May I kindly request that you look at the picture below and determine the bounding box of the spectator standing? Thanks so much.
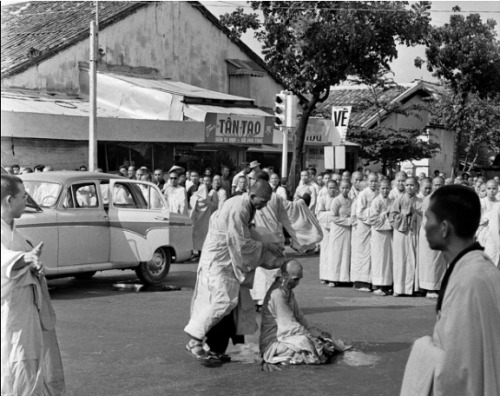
[153,169,165,190]
[1,175,65,395]
[163,171,187,215]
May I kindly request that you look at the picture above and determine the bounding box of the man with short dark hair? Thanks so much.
[127,166,136,180]
[401,185,500,396]
[153,169,165,190]
[164,171,187,215]
[11,165,20,175]
[231,162,251,195]
[1,175,65,395]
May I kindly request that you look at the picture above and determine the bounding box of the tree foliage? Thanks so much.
[429,92,500,171]
[415,9,500,172]
[219,1,432,188]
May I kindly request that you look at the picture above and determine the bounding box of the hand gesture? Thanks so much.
[26,242,44,277]
[264,242,284,258]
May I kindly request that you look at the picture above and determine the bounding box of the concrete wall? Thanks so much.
[2,2,283,109]
[1,137,88,171]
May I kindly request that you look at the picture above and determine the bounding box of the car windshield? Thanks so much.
[24,181,62,208]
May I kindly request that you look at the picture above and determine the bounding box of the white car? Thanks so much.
[17,171,193,285]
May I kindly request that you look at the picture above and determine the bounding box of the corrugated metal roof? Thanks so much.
[107,73,255,102]
[1,89,135,118]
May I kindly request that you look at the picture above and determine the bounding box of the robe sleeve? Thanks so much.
[269,289,310,340]
[433,272,500,396]
[357,191,371,224]
[331,198,352,226]
[389,196,409,232]
[226,202,266,275]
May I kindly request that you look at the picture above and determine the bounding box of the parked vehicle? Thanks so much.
[17,171,193,285]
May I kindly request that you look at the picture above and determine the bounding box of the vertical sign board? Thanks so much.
[324,146,334,169]
[204,113,274,144]
[332,106,352,143]
[334,145,346,169]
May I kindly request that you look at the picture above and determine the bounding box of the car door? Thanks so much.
[57,181,110,266]
[107,179,169,264]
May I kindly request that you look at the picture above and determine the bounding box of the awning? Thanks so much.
[226,59,266,77]
[247,144,284,153]
[184,104,272,121]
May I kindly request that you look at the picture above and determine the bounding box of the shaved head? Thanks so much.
[282,259,303,278]
[250,179,272,195]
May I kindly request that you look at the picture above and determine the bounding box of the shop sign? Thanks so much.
[332,106,352,143]
[204,113,274,144]
[305,118,337,145]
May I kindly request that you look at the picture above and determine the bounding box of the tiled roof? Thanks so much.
[317,84,410,127]
[1,1,283,86]
[1,1,148,77]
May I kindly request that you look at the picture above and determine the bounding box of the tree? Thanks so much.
[324,73,441,175]
[429,91,500,172]
[415,8,500,173]
[220,1,432,189]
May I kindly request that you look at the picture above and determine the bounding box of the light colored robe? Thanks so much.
[260,282,329,365]
[184,194,282,340]
[389,194,422,295]
[1,219,65,396]
[388,187,404,201]
[316,194,335,281]
[189,185,219,251]
[484,202,500,267]
[163,184,187,215]
[369,195,393,286]
[250,195,323,304]
[401,250,500,396]
[294,183,317,213]
[477,197,498,247]
[351,188,378,283]
[327,195,352,282]
[418,195,447,290]
[216,188,227,210]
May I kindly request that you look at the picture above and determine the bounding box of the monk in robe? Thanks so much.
[389,177,422,296]
[483,202,499,267]
[250,171,323,306]
[401,185,500,396]
[316,181,338,285]
[328,180,353,285]
[389,171,407,201]
[476,179,498,247]
[418,177,446,299]
[369,179,393,295]
[351,173,378,291]
[184,181,284,363]
[260,260,350,365]
[189,179,219,252]
[1,175,65,396]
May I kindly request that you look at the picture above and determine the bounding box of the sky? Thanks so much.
[2,0,499,83]
[201,1,500,83]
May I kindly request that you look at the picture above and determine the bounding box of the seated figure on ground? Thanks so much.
[260,259,350,365]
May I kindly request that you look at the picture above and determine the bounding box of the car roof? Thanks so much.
[19,171,126,183]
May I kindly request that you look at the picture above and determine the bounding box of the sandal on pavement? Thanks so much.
[207,351,231,363]
[185,340,212,361]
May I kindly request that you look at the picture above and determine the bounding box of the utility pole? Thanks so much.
[89,2,98,171]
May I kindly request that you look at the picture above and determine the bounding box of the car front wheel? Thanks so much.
[135,248,171,285]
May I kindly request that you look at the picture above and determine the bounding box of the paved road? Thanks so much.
[47,250,436,396]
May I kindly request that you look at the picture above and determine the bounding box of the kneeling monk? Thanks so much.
[260,260,350,365]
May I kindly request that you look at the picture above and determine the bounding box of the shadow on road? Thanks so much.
[302,305,416,314]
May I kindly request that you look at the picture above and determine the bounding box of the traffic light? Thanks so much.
[286,94,298,128]
[274,91,288,128]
